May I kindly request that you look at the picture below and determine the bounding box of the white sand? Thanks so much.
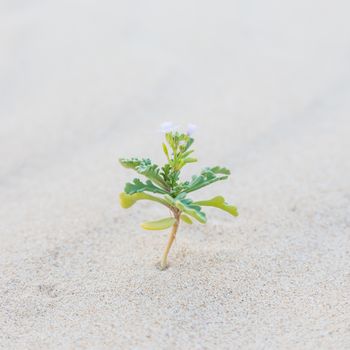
[1,1,350,349]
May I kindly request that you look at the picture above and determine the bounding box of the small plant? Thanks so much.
[119,122,238,270]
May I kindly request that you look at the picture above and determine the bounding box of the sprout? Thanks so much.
[119,123,238,270]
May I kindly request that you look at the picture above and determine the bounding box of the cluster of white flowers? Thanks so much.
[159,122,197,136]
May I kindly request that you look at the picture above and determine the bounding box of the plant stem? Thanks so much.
[160,217,180,270]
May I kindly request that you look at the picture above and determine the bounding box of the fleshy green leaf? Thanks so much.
[194,196,238,217]
[141,217,176,230]
[182,150,194,158]
[119,158,168,190]
[162,143,170,160]
[165,194,207,223]
[165,133,176,153]
[180,214,193,224]
[124,178,167,195]
[184,138,194,152]
[160,164,180,191]
[181,166,230,194]
[183,157,197,164]
[210,166,231,175]
[119,192,169,209]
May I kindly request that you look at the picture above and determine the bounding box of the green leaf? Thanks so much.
[119,158,168,190]
[119,192,169,209]
[124,178,168,195]
[194,196,238,217]
[183,157,197,164]
[180,214,193,224]
[181,166,230,194]
[162,143,170,160]
[182,150,194,158]
[141,217,176,230]
[184,138,194,151]
[165,133,176,153]
[165,194,207,223]
[161,164,180,190]
[210,166,231,175]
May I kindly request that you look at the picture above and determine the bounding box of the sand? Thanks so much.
[1,1,350,349]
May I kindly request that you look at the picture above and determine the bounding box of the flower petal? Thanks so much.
[159,121,179,133]
[186,123,197,136]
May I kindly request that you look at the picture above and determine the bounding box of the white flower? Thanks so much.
[159,121,179,133]
[186,123,197,136]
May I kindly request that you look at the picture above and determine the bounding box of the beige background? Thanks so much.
[1,1,350,349]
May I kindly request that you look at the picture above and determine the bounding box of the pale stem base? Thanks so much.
[159,219,179,270]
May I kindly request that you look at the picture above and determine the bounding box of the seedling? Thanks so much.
[119,123,238,270]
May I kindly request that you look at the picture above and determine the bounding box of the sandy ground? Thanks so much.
[1,1,350,349]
